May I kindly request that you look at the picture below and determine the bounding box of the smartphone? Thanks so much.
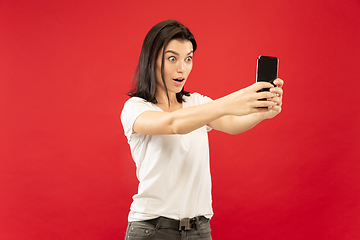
[256,55,278,87]
[256,56,278,105]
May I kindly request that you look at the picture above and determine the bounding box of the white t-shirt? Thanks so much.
[120,93,214,221]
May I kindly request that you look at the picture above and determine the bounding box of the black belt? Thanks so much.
[145,216,207,231]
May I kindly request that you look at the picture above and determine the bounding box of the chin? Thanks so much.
[175,87,185,94]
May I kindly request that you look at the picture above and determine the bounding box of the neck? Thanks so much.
[155,92,182,112]
[155,90,178,105]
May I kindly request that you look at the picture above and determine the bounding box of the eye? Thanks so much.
[168,56,176,62]
[186,56,193,62]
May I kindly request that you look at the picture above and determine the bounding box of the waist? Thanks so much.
[144,216,209,231]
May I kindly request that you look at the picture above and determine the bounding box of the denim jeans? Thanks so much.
[124,216,212,240]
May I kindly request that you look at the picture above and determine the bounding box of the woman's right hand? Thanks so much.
[220,81,277,116]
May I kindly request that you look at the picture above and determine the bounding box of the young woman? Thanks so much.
[121,19,284,240]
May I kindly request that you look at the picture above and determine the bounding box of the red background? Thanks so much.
[1,0,360,239]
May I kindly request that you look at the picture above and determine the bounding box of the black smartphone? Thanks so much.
[256,56,279,108]
[256,56,278,105]
[256,55,278,87]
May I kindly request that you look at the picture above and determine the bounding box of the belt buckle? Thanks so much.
[179,218,192,231]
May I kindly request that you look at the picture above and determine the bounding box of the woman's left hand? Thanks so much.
[260,78,284,119]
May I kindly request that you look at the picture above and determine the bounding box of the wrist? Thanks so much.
[215,94,233,116]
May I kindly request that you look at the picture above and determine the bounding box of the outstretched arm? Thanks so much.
[133,81,281,135]
[208,78,284,135]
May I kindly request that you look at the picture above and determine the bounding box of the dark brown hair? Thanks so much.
[128,19,197,104]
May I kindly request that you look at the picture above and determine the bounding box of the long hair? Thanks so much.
[128,19,197,104]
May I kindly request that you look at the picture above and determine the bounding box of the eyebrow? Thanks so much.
[164,50,194,56]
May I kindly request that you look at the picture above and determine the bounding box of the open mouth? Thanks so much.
[173,78,185,82]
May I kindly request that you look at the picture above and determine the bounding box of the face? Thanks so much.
[155,39,193,96]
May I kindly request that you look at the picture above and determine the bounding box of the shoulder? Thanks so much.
[122,97,157,112]
[121,97,156,126]
[121,97,159,140]
[124,97,152,106]
[183,92,213,106]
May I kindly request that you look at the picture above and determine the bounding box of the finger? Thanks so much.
[252,107,271,114]
[254,99,276,108]
[271,104,282,113]
[257,91,277,101]
[268,96,282,106]
[270,87,283,97]
[253,81,275,91]
[273,78,284,88]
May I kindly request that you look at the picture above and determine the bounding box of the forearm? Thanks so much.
[209,113,264,135]
[134,98,227,135]
[170,99,226,134]
[227,114,264,135]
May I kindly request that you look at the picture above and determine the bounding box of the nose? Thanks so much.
[177,60,185,73]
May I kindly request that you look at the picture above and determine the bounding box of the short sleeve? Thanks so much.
[120,97,155,142]
[185,93,213,131]
[200,95,213,132]
[196,93,213,105]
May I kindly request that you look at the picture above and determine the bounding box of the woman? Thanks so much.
[121,19,283,240]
